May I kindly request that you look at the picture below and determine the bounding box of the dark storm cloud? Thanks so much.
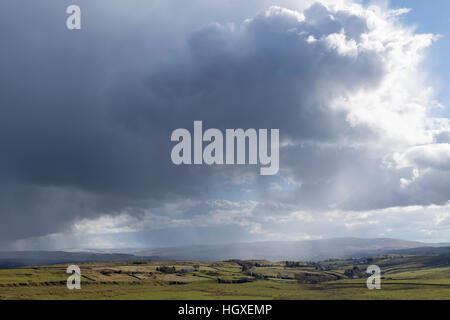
[0,0,448,246]
[0,0,197,242]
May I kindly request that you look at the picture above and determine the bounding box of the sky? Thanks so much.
[388,0,450,111]
[0,0,449,250]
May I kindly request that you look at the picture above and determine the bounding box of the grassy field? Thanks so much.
[0,254,449,300]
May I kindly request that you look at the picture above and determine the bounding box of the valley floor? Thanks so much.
[0,255,449,300]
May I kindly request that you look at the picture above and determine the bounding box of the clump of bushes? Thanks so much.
[156,266,176,274]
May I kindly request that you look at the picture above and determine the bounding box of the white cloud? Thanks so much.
[395,143,450,171]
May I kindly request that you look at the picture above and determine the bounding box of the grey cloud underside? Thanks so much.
[0,0,448,245]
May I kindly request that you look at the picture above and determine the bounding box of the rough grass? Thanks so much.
[0,256,449,300]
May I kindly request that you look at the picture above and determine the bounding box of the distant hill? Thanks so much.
[0,251,139,268]
[134,238,440,261]
[1,238,448,268]
[390,246,450,256]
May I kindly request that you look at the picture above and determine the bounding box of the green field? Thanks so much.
[0,254,449,300]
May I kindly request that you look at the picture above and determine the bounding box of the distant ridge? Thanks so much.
[1,238,448,268]
[390,246,450,256]
[0,251,138,268]
[134,237,442,261]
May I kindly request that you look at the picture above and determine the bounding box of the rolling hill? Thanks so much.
[135,237,441,261]
[1,238,447,268]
